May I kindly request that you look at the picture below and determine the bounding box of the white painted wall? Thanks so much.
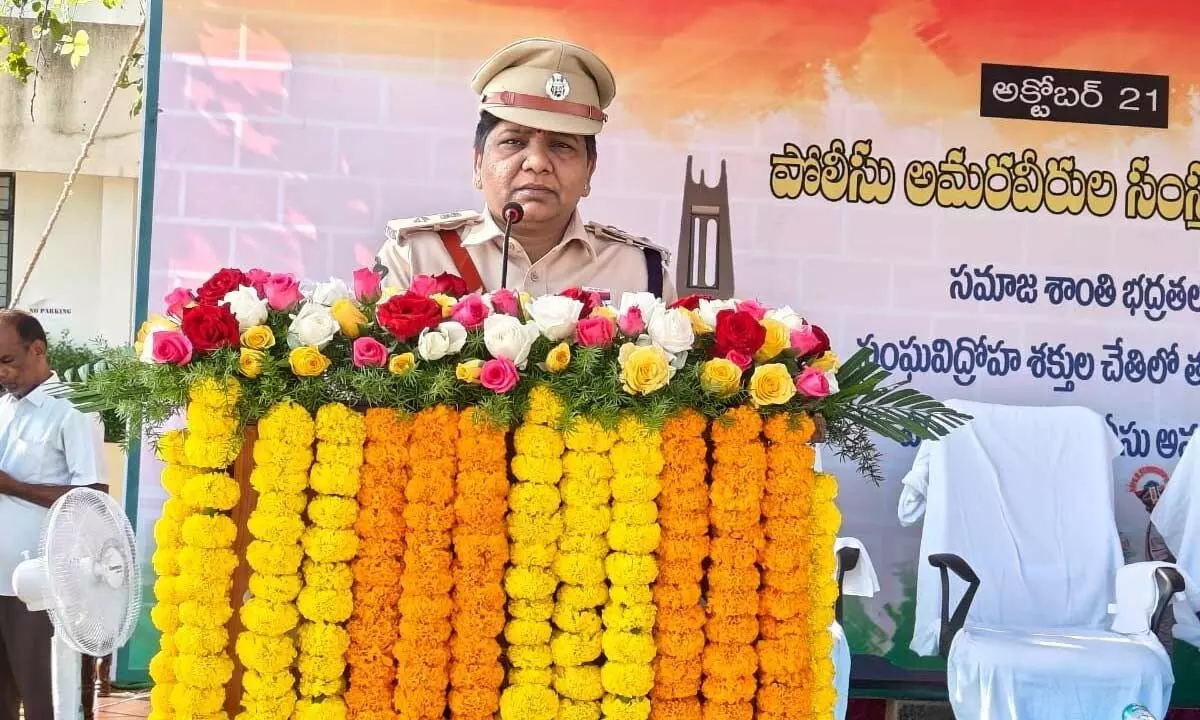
[11,171,137,344]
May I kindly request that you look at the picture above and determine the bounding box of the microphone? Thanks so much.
[499,201,524,290]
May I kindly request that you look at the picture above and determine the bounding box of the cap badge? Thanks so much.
[545,72,571,101]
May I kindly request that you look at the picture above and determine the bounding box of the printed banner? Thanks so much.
[138,0,1200,701]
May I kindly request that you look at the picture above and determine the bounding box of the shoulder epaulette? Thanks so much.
[386,210,484,243]
[585,221,672,265]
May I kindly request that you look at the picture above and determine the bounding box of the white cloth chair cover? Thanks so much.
[1151,437,1200,646]
[902,400,1179,720]
[832,537,879,720]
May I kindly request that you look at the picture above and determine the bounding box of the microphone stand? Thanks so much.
[499,202,524,290]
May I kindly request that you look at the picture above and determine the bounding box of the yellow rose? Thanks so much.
[700,357,742,398]
[330,298,367,339]
[748,363,796,407]
[590,306,618,321]
[388,352,416,376]
[618,343,672,395]
[810,351,841,373]
[457,359,483,384]
[429,293,456,318]
[289,346,331,377]
[686,309,712,335]
[546,342,571,373]
[238,348,266,379]
[241,325,275,350]
[755,318,789,361]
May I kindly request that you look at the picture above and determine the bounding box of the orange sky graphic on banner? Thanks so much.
[187,0,1200,144]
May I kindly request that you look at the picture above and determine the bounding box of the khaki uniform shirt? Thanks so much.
[376,209,677,304]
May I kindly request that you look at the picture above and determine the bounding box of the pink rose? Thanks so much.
[408,274,438,297]
[351,336,388,368]
[353,267,383,303]
[263,273,303,310]
[480,357,519,394]
[150,330,193,366]
[575,316,616,347]
[795,366,832,398]
[790,324,831,358]
[245,268,271,296]
[725,349,753,371]
[164,288,195,318]
[618,306,645,336]
[736,299,768,320]
[489,289,520,316]
[451,295,491,330]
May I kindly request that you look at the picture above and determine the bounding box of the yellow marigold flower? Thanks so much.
[246,540,304,575]
[514,424,566,458]
[183,431,241,470]
[154,430,187,466]
[180,472,240,511]
[551,630,602,665]
[600,661,654,697]
[180,514,237,549]
[525,385,564,426]
[457,359,484,384]
[289,345,331,377]
[601,694,651,720]
[295,696,348,720]
[500,684,557,720]
[174,626,229,657]
[810,350,840,373]
[296,587,353,624]
[700,357,743,398]
[504,619,553,646]
[388,351,416,376]
[248,573,303,603]
[188,376,241,410]
[301,527,358,563]
[329,298,367,338]
[509,598,556,620]
[554,665,604,701]
[508,643,554,669]
[307,496,359,529]
[240,598,300,636]
[238,348,266,379]
[174,653,235,689]
[557,584,608,609]
[160,464,200,497]
[749,363,797,407]
[546,341,572,372]
[617,342,672,395]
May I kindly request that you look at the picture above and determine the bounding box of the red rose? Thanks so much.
[180,304,240,353]
[196,268,249,305]
[560,287,601,319]
[670,293,712,311]
[245,268,271,297]
[432,272,468,298]
[713,309,766,359]
[376,291,443,341]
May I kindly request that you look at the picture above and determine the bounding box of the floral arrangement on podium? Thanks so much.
[68,266,967,720]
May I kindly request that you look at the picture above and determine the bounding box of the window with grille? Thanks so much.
[0,173,12,308]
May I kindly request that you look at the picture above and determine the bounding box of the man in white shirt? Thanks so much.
[0,310,106,720]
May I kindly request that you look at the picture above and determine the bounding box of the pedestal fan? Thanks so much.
[11,487,141,720]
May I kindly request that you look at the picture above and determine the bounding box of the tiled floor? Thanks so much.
[96,692,150,719]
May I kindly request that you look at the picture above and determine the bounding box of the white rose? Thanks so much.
[617,291,661,320]
[221,285,269,331]
[647,306,695,355]
[528,295,584,341]
[483,314,540,370]
[306,278,353,306]
[697,298,737,329]
[417,321,468,361]
[287,303,338,348]
[825,370,840,395]
[766,305,805,331]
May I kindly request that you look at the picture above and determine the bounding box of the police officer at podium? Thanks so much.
[375,37,676,303]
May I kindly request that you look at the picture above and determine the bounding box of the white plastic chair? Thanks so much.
[899,400,1184,720]
[833,537,879,720]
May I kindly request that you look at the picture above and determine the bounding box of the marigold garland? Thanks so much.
[553,416,616,720]
[500,386,564,720]
[703,407,766,720]
[296,403,364,720]
[345,408,409,719]
[147,429,193,720]
[650,411,709,720]
[451,408,509,720]
[235,400,314,720]
[598,416,663,720]
[393,405,459,720]
[165,380,242,720]
[758,414,839,720]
